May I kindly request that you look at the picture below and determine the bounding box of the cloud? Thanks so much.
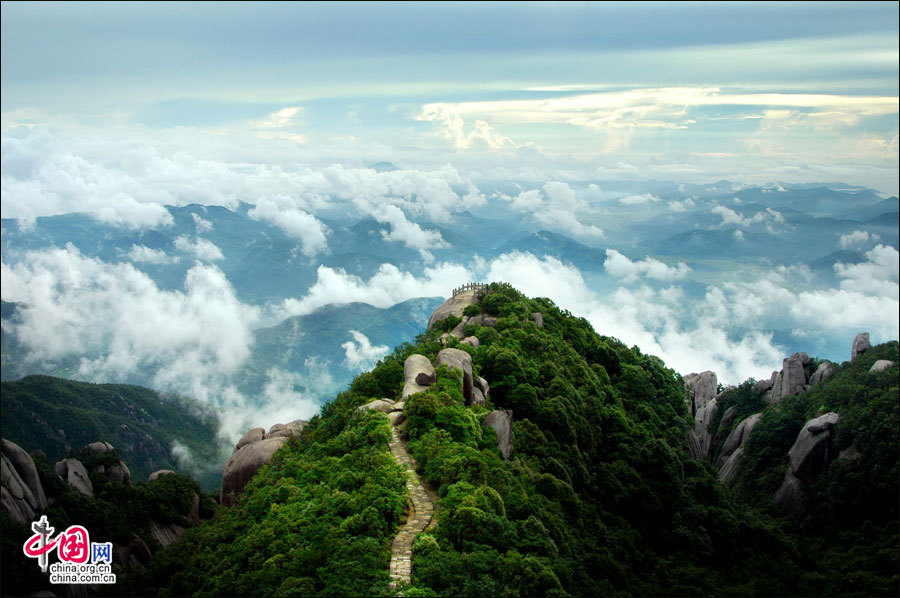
[416,104,528,151]
[342,330,389,372]
[0,244,261,405]
[711,205,785,229]
[279,261,471,318]
[839,229,880,249]
[620,193,660,205]
[192,212,213,233]
[374,204,449,261]
[668,197,695,212]
[126,244,180,264]
[174,235,225,261]
[247,195,329,257]
[499,181,604,239]
[604,249,691,283]
[834,244,899,300]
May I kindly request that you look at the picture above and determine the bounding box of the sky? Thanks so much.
[1,2,898,440]
[2,1,898,193]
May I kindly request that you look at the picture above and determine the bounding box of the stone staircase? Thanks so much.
[387,425,434,587]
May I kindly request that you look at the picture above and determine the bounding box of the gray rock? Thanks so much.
[779,353,809,399]
[148,469,176,482]
[437,348,474,404]
[221,437,288,507]
[532,312,543,328]
[775,412,841,514]
[716,413,761,468]
[388,411,406,426]
[402,378,430,400]
[106,461,132,485]
[55,458,93,497]
[235,428,265,451]
[767,371,784,404]
[869,360,894,374]
[838,444,861,461]
[449,317,469,339]
[475,376,490,399]
[427,290,480,330]
[809,361,835,386]
[267,419,307,439]
[148,520,186,549]
[472,387,486,405]
[2,439,48,512]
[190,492,201,525]
[691,400,718,460]
[718,447,743,484]
[129,534,153,564]
[357,399,396,413]
[86,441,114,453]
[467,314,499,328]
[461,336,480,349]
[1,454,36,523]
[684,371,717,415]
[482,410,514,460]
[404,354,436,386]
[851,332,871,361]
[753,377,774,395]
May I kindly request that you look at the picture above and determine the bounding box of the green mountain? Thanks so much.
[0,375,222,490]
[132,284,897,597]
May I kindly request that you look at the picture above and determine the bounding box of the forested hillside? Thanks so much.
[130,283,897,597]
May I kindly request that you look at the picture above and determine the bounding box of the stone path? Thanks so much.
[388,425,434,587]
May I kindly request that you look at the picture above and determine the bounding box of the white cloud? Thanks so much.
[620,193,660,205]
[839,229,880,249]
[668,197,695,212]
[499,181,604,239]
[342,330,389,372]
[0,244,260,404]
[834,244,899,300]
[604,249,691,283]
[247,196,329,257]
[126,244,180,265]
[192,212,213,233]
[711,205,785,229]
[174,235,225,261]
[374,204,449,260]
[279,261,472,318]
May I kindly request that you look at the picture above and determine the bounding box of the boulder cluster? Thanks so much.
[221,419,307,507]
[686,331,891,514]
[1,438,200,571]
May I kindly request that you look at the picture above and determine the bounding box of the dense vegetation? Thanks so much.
[1,443,211,596]
[0,375,222,489]
[147,282,895,597]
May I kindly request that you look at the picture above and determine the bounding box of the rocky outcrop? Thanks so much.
[221,437,288,507]
[149,520,186,548]
[482,410,514,460]
[774,412,841,514]
[2,439,48,513]
[402,354,436,399]
[461,336,480,348]
[2,445,46,524]
[716,413,762,483]
[437,348,475,405]
[809,361,835,386]
[267,420,308,439]
[851,332,871,361]
[55,458,93,497]
[869,360,894,374]
[358,399,398,413]
[532,312,543,328]
[148,469,176,481]
[235,428,265,450]
[84,441,132,485]
[427,290,480,330]
[221,418,309,506]
[466,314,499,328]
[764,352,812,405]
[684,371,718,460]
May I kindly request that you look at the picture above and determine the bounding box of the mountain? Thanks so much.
[0,375,222,489]
[132,284,896,596]
[835,196,900,222]
[496,230,607,270]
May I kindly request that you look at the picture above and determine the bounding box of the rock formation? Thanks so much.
[402,354,436,399]
[221,419,307,507]
[148,469,176,481]
[808,361,834,386]
[55,458,93,497]
[84,441,132,485]
[2,439,49,524]
[851,332,871,360]
[427,290,480,330]
[684,371,718,460]
[436,348,475,404]
[763,352,813,405]
[482,410,514,460]
[532,312,543,328]
[716,413,762,483]
[774,412,841,514]
[869,359,894,374]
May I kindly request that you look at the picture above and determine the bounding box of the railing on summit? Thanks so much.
[451,282,514,297]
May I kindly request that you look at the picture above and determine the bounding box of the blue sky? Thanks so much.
[2,1,898,193]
